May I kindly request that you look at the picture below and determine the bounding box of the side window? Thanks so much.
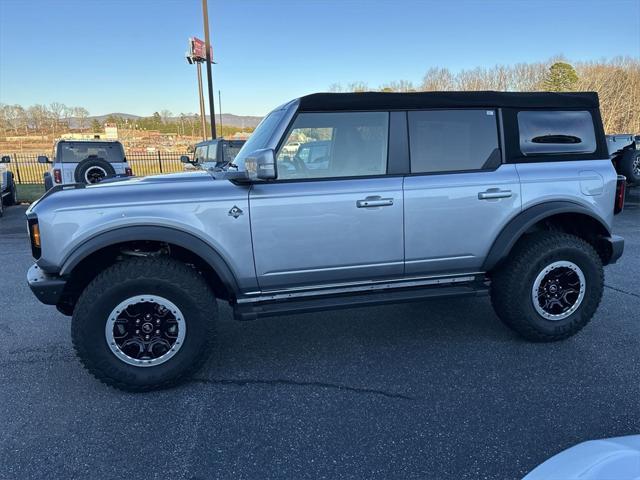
[277,112,389,180]
[518,110,596,155]
[194,146,208,163]
[408,110,500,174]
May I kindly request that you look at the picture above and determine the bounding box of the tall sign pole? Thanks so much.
[196,63,207,141]
[202,0,216,139]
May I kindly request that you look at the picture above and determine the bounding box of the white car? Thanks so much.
[38,140,133,191]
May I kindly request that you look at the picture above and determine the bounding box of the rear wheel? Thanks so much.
[490,232,604,342]
[5,179,17,206]
[72,257,216,391]
[619,149,640,184]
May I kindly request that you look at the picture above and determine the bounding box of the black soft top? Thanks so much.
[298,91,599,111]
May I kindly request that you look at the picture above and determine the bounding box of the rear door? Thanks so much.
[403,109,521,275]
[249,111,404,290]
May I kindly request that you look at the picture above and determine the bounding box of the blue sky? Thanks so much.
[1,0,638,116]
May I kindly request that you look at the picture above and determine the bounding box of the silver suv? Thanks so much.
[26,92,626,391]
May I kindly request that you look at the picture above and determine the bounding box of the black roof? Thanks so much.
[298,91,599,111]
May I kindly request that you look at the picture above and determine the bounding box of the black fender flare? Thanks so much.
[59,225,240,297]
[482,201,612,271]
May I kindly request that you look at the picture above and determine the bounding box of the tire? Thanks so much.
[43,173,53,191]
[0,197,4,217]
[72,257,216,391]
[619,149,640,184]
[74,157,116,185]
[490,232,604,342]
[5,176,17,206]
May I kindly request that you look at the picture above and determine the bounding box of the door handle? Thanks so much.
[356,196,394,208]
[478,189,512,200]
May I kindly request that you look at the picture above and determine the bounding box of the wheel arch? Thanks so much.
[483,201,613,271]
[59,226,240,309]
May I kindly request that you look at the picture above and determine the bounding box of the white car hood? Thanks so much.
[524,435,640,480]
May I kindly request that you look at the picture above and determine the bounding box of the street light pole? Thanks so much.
[202,0,216,139]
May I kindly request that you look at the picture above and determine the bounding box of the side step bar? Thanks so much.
[234,283,488,321]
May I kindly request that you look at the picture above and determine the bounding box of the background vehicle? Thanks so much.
[277,140,330,173]
[26,91,625,391]
[0,155,18,216]
[38,140,133,191]
[607,134,640,185]
[182,138,245,171]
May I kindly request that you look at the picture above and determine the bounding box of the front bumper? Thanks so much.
[606,235,624,264]
[27,264,66,305]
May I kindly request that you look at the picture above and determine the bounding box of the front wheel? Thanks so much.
[490,232,604,342]
[72,257,216,391]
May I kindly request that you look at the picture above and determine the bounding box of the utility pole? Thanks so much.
[218,90,223,137]
[196,62,207,141]
[202,0,216,139]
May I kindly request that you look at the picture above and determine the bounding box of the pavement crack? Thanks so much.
[605,284,640,299]
[190,377,414,400]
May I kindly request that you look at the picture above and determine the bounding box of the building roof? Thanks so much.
[297,91,600,111]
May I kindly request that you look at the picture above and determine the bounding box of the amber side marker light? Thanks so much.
[614,175,626,215]
[28,218,41,259]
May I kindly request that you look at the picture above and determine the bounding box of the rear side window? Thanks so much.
[518,111,596,155]
[408,110,500,174]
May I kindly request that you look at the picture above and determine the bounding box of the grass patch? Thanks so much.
[17,184,45,204]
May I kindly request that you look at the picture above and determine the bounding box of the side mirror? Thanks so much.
[244,149,276,180]
[180,155,192,164]
[37,155,51,164]
[0,155,10,163]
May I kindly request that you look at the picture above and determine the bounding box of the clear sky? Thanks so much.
[1,0,638,117]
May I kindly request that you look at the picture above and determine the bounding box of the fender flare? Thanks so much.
[59,225,240,297]
[482,201,611,271]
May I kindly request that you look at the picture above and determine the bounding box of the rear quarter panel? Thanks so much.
[515,159,617,230]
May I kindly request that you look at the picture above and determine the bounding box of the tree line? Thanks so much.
[329,56,640,134]
[0,104,251,138]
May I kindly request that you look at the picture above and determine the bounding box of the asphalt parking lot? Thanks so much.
[0,189,638,480]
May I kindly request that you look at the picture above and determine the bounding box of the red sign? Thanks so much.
[189,37,213,62]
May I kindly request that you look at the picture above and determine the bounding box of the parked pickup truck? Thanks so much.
[25,91,625,391]
[0,155,18,217]
[607,134,640,185]
[182,138,246,171]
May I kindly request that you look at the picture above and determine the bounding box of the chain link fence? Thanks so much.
[0,152,189,184]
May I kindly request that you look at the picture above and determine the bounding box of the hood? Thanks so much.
[28,169,241,215]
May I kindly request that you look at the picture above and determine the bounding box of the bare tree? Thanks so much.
[73,107,90,131]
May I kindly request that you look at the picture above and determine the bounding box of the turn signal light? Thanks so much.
[614,175,626,215]
[53,169,62,183]
[28,218,41,259]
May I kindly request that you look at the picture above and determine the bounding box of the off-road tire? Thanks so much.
[490,232,604,342]
[72,257,216,391]
[619,149,640,184]
[74,157,116,184]
[5,177,17,206]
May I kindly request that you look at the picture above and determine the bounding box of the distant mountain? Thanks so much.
[68,112,262,130]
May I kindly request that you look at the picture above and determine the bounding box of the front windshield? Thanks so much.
[231,108,287,170]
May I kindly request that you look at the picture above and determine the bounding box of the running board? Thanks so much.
[233,283,488,321]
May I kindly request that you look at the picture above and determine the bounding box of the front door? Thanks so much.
[249,111,404,290]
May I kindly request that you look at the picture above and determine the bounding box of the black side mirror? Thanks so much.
[180,155,196,165]
[0,155,10,163]
[37,155,51,164]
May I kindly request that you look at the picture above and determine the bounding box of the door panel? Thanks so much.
[403,165,521,275]
[249,177,404,290]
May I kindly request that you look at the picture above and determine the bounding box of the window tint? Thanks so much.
[408,110,500,173]
[518,110,596,155]
[277,112,388,180]
[59,143,125,163]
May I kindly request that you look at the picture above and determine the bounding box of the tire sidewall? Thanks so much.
[74,277,212,387]
[519,246,601,334]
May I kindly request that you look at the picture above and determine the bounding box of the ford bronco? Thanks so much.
[26,91,625,390]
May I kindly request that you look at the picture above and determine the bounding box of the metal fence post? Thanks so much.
[13,153,23,184]
[157,152,163,173]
